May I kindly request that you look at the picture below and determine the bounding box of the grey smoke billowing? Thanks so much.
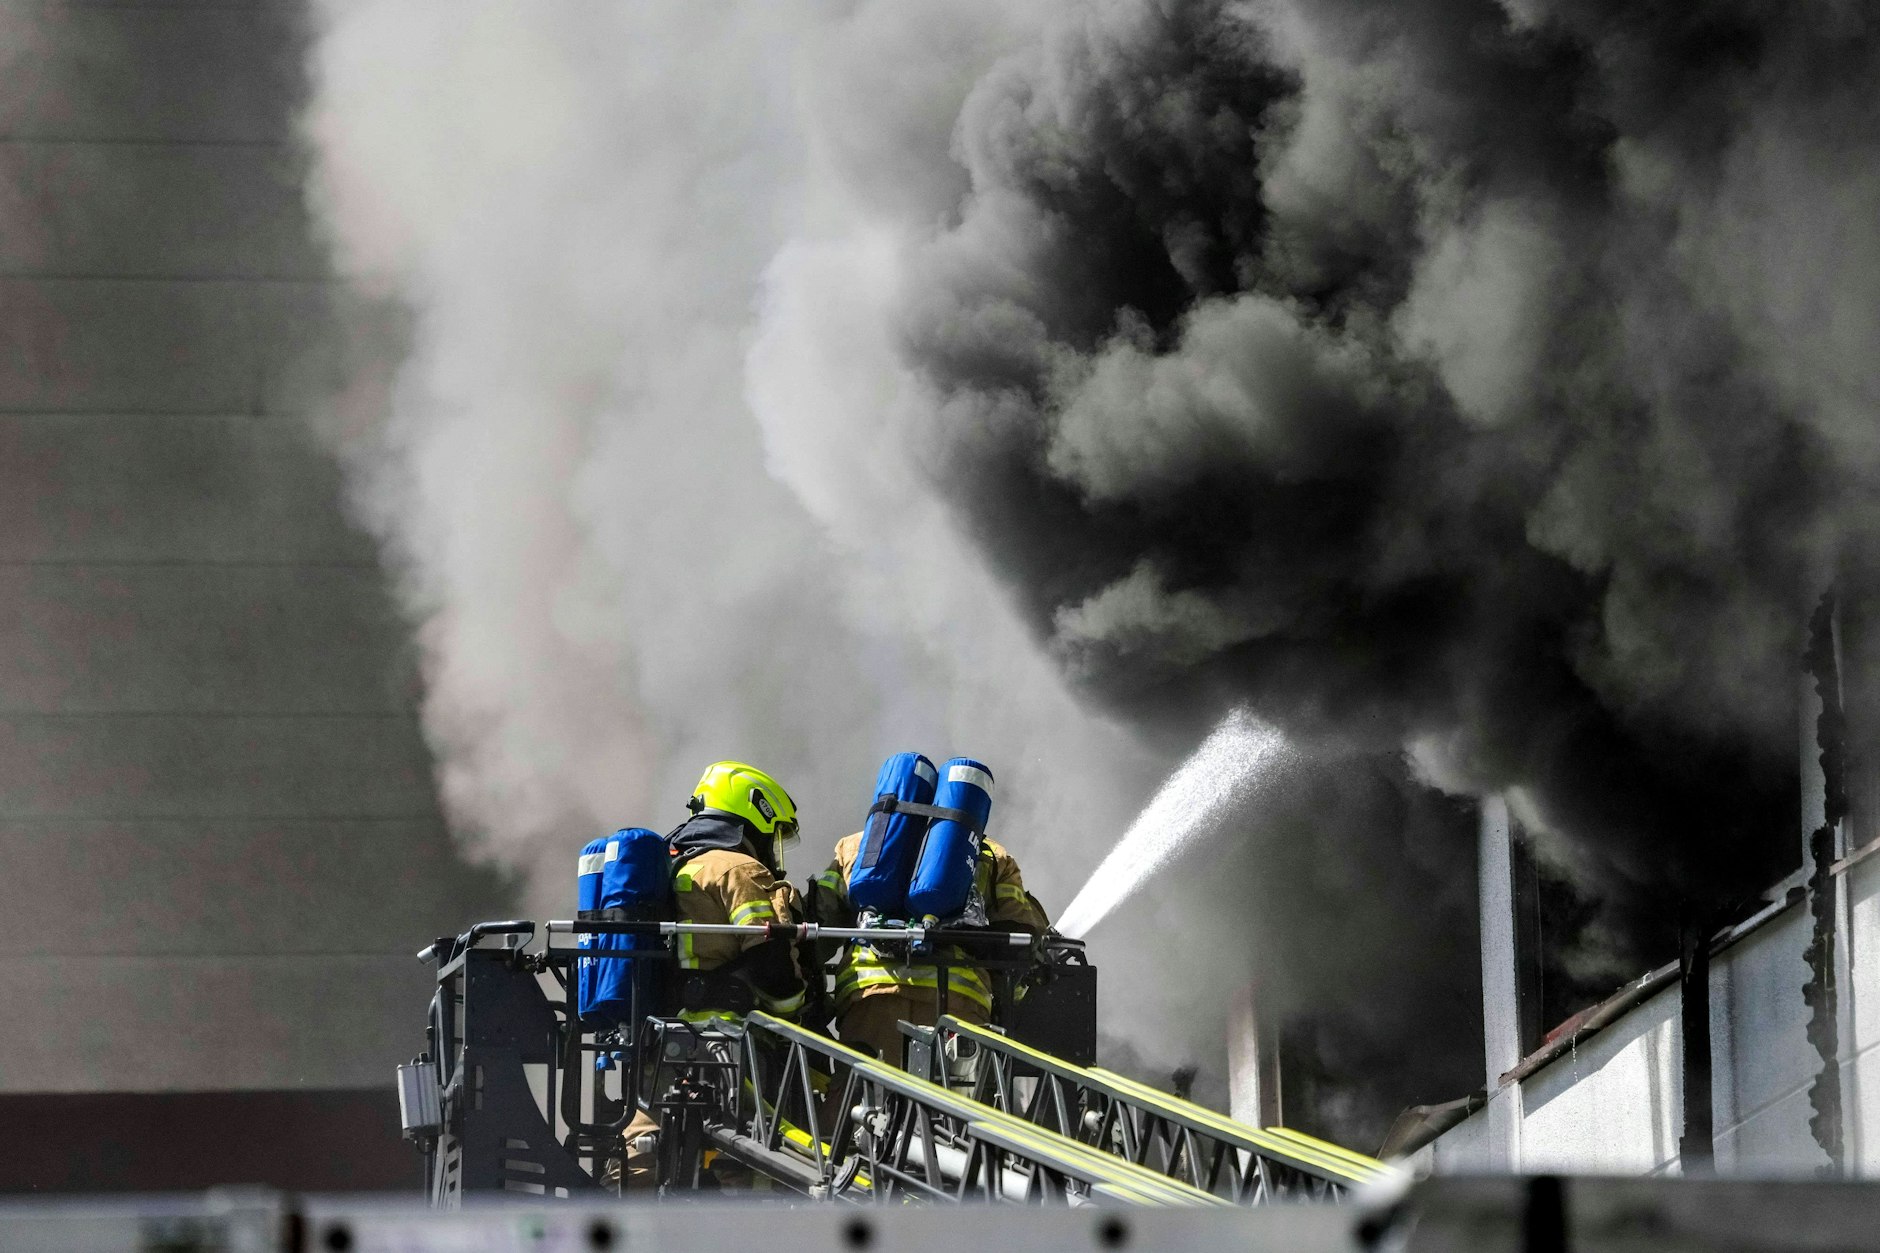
[882,1,1880,1132]
[900,0,1871,912]
[299,0,1880,1144]
[1094,747,1482,1132]
[297,3,1164,936]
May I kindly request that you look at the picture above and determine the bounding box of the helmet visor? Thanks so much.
[770,820,798,875]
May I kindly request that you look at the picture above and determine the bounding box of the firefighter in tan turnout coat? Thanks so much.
[808,833,1049,1066]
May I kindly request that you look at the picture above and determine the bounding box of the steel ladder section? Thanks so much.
[924,1015,1402,1204]
[720,1013,1230,1206]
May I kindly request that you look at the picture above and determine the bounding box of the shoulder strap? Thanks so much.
[868,795,982,836]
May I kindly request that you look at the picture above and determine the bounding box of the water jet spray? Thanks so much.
[1058,709,1293,938]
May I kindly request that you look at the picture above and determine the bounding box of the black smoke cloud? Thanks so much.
[883,0,1879,1128]
[899,0,1868,907]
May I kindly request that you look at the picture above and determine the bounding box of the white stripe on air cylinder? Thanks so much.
[947,765,993,791]
[578,853,605,876]
[605,841,620,862]
[915,760,937,785]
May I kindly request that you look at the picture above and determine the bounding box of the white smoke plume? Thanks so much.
[296,0,1186,1043]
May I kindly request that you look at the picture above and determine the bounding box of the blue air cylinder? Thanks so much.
[578,827,669,1026]
[847,752,938,916]
[906,758,994,922]
[575,836,611,1020]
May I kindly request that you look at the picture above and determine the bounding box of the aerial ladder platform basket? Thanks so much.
[395,918,1394,1206]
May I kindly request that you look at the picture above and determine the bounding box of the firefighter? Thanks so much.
[807,832,1049,1067]
[664,760,807,1023]
[615,760,807,1190]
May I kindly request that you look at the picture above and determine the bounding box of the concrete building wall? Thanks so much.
[0,0,506,1099]
[1431,980,1684,1176]
[1517,982,1682,1175]
[1837,849,1880,1173]
[1710,905,1819,1173]
[1428,863,1880,1177]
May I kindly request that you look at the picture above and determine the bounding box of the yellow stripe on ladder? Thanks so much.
[937,1016,1396,1187]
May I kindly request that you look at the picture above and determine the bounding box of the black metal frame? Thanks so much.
[415,924,600,1203]
[410,920,702,1203]
[409,918,1232,1208]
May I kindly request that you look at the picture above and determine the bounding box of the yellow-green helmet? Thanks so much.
[689,760,799,843]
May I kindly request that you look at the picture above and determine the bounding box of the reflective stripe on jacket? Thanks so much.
[832,946,991,1012]
[673,847,805,1018]
[813,833,1048,1012]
